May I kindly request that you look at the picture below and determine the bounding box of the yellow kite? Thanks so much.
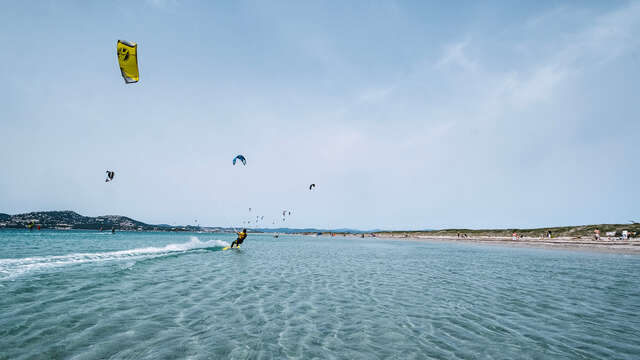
[116,40,139,84]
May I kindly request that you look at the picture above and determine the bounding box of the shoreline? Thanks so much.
[369,234,640,255]
[5,227,640,255]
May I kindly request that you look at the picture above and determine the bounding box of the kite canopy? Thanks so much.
[309,183,316,190]
[105,170,115,182]
[233,155,247,166]
[117,40,139,84]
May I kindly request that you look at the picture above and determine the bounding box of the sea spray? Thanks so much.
[0,236,229,280]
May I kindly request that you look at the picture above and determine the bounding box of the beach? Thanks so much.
[372,234,640,255]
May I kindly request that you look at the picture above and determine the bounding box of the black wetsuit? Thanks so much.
[231,232,247,248]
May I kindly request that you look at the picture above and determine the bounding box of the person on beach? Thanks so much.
[230,229,247,248]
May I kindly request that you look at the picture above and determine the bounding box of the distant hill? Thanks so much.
[0,210,373,233]
[2,210,637,238]
[0,211,157,230]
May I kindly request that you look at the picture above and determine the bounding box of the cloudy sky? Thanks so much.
[1,0,639,229]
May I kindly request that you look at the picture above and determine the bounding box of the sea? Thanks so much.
[1,229,639,359]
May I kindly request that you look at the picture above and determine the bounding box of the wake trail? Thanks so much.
[0,237,229,280]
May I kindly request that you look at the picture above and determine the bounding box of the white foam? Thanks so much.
[0,237,229,280]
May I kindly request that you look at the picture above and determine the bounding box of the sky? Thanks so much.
[1,0,639,230]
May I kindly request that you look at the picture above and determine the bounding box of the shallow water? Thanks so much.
[1,230,639,359]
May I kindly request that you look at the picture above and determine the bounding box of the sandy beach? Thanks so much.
[371,234,640,255]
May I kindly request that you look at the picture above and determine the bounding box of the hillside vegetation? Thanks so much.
[0,211,153,230]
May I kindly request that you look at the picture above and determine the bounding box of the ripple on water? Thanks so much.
[1,233,640,359]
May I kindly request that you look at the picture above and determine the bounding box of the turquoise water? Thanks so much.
[1,230,640,359]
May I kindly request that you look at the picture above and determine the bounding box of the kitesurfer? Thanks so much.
[231,229,247,248]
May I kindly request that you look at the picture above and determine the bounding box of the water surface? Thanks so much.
[1,230,639,359]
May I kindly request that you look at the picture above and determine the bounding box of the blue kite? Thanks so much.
[233,155,247,166]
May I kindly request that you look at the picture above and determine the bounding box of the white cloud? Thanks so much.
[145,0,180,10]
[435,40,479,73]
[557,1,640,67]
[430,1,640,127]
[356,85,397,104]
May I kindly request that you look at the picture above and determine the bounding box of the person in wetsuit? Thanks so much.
[231,229,247,248]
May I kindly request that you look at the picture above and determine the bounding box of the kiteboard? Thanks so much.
[222,246,240,251]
